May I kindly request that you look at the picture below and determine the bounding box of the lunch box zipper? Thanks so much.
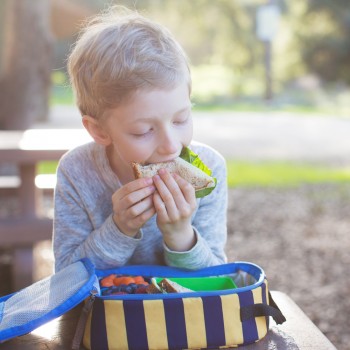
[71,289,98,350]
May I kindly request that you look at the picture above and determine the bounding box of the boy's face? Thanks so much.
[103,82,193,180]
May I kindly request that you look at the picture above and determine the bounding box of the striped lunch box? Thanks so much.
[82,262,285,350]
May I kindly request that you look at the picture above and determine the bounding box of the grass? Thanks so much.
[38,160,350,188]
[38,161,59,175]
[226,161,350,188]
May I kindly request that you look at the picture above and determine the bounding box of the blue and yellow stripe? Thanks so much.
[84,281,270,350]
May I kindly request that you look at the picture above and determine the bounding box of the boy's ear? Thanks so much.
[82,115,111,146]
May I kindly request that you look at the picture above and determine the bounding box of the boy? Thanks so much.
[53,6,228,272]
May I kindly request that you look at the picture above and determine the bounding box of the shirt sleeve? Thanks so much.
[53,154,142,272]
[163,146,228,269]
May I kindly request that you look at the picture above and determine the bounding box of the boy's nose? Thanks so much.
[158,130,179,156]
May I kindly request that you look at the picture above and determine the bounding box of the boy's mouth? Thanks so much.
[144,158,177,166]
[143,151,183,166]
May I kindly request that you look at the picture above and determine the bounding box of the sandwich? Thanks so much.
[131,147,217,198]
[158,278,194,293]
[146,278,194,294]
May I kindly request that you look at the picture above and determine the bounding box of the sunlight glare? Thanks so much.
[31,317,59,339]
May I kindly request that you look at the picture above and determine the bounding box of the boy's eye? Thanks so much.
[132,129,153,138]
[173,116,189,125]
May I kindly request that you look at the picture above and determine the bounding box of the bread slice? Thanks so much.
[132,157,215,191]
[145,277,164,294]
[158,278,193,293]
[146,278,194,294]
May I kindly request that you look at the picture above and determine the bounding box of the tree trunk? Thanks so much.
[0,0,53,130]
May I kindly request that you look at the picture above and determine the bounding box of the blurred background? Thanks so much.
[2,0,350,127]
[0,0,349,348]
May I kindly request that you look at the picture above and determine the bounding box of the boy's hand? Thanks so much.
[153,169,197,251]
[112,178,156,237]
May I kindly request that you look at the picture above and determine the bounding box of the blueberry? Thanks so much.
[125,285,134,294]
[119,284,127,292]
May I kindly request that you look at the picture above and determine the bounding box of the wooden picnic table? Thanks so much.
[0,129,91,290]
[0,291,336,349]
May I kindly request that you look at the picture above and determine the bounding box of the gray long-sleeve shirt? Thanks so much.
[53,140,227,272]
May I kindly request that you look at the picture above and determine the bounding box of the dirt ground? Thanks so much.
[1,183,349,349]
[226,184,350,350]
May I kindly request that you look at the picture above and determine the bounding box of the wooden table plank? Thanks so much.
[0,218,53,244]
[0,291,336,350]
[0,130,91,162]
[18,163,37,218]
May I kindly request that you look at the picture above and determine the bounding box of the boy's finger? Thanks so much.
[119,177,154,198]
[172,173,196,204]
[153,191,168,219]
[158,169,190,208]
[134,206,156,227]
[126,185,156,208]
[127,195,154,218]
[114,183,156,211]
[153,173,177,205]
[154,172,188,221]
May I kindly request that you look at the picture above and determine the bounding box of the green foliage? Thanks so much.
[50,0,350,109]
[296,0,350,83]
[50,72,73,105]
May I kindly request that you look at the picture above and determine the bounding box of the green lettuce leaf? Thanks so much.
[180,147,217,198]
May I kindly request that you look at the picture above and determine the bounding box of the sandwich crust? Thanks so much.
[131,162,143,179]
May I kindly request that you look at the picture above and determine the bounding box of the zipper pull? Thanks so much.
[71,292,96,350]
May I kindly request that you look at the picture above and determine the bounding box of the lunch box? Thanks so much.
[0,258,285,349]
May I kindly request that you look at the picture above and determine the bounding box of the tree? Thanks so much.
[297,0,350,83]
[0,0,52,130]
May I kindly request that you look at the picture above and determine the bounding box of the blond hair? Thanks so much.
[68,6,191,118]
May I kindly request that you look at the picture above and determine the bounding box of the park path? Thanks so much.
[35,105,350,165]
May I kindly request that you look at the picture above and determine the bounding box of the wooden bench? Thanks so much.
[0,129,91,291]
[0,173,57,189]
[0,174,56,198]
